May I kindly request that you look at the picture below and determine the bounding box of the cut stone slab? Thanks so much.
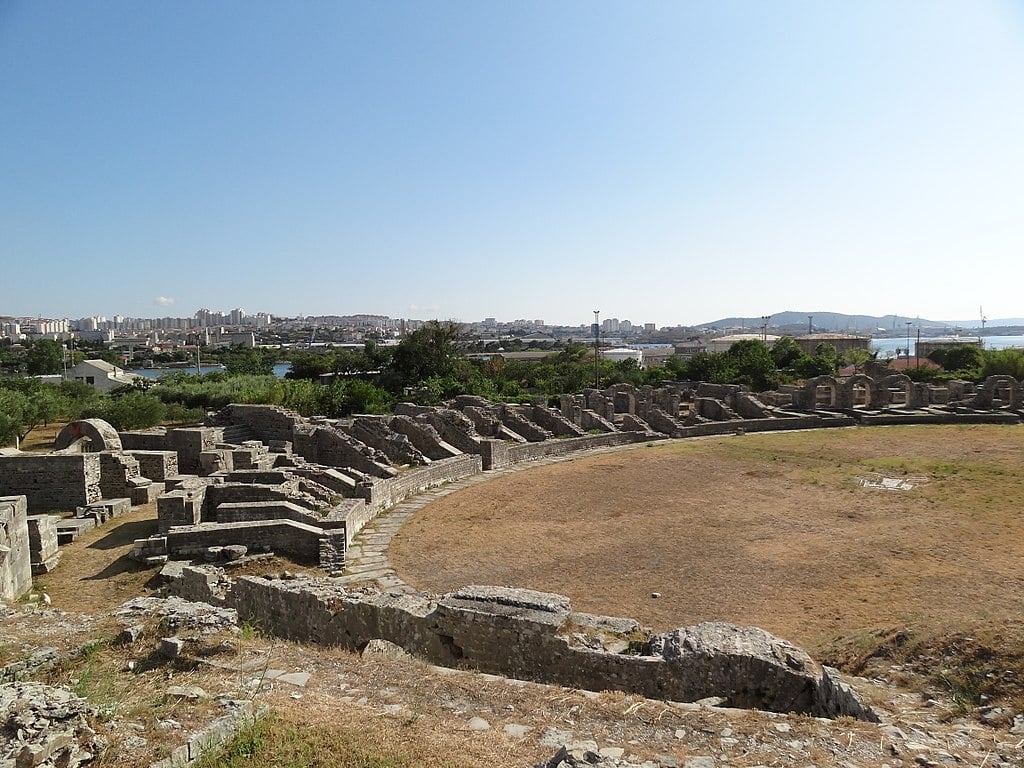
[165,685,207,701]
[276,672,310,687]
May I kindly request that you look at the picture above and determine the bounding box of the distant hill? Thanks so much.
[698,311,1024,334]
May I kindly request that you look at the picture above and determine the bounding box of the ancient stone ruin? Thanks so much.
[0,370,1019,592]
[164,569,877,721]
[1,370,1022,734]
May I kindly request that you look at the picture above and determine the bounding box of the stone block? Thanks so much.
[26,514,60,565]
[130,482,164,505]
[0,495,32,601]
[56,517,96,545]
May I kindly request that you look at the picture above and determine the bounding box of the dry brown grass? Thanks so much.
[19,421,65,452]
[36,503,160,631]
[390,424,1024,700]
[11,423,1024,767]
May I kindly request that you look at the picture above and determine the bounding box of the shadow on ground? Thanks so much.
[87,518,159,550]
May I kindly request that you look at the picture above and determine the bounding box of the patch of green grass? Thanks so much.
[195,715,436,768]
[70,639,116,709]
[239,618,262,641]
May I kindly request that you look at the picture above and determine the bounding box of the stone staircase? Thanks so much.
[220,423,260,446]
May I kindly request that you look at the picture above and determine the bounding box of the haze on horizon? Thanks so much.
[2,2,1022,327]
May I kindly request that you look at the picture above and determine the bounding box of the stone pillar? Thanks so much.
[26,515,61,575]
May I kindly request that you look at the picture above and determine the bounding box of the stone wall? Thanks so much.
[673,415,855,438]
[204,483,308,513]
[164,520,346,568]
[529,407,585,438]
[125,450,179,481]
[98,452,142,499]
[389,416,461,460]
[169,573,875,721]
[118,429,170,452]
[157,480,210,532]
[292,424,397,479]
[417,409,484,454]
[0,454,102,512]
[356,455,482,513]
[487,432,654,470]
[214,499,340,529]
[167,428,221,475]
[216,404,302,445]
[0,496,32,601]
[214,499,373,546]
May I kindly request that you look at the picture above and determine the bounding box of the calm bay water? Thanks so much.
[134,362,292,379]
[871,335,1024,358]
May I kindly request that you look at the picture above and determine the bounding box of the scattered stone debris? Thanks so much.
[149,699,262,768]
[0,681,106,768]
[164,685,207,702]
[360,639,410,659]
[858,475,927,491]
[535,744,678,768]
[0,646,59,683]
[114,624,144,646]
[159,637,186,660]
[115,595,237,634]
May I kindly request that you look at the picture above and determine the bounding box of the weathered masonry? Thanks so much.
[166,570,878,722]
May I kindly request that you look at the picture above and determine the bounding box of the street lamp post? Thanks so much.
[905,321,912,366]
[593,310,600,389]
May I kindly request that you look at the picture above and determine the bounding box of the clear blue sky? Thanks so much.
[2,1,1022,327]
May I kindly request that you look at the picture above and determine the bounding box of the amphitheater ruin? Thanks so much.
[3,365,1024,759]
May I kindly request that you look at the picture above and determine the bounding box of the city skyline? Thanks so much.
[2,2,1022,325]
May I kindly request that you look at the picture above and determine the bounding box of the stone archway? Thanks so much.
[975,375,1022,410]
[802,376,839,409]
[608,384,639,415]
[839,374,875,409]
[878,374,913,409]
[53,419,123,452]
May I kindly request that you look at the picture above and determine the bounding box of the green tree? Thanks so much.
[839,347,874,368]
[384,321,464,393]
[285,351,335,380]
[0,389,29,446]
[82,390,166,430]
[224,348,276,376]
[24,339,65,375]
[725,339,778,391]
[938,344,984,374]
[982,349,1024,379]
[770,337,804,368]
[795,344,838,379]
[605,358,646,387]
[0,380,69,445]
[679,352,734,383]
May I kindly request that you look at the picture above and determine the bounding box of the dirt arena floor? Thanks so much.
[389,424,1024,658]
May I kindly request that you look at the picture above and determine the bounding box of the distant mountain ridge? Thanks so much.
[698,311,1024,333]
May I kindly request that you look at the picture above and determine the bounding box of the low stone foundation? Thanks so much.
[166,570,877,722]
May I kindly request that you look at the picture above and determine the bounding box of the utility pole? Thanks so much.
[905,321,912,365]
[916,327,920,369]
[593,310,600,389]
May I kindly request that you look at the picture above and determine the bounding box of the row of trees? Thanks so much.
[4,323,1024,448]
[0,377,203,447]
